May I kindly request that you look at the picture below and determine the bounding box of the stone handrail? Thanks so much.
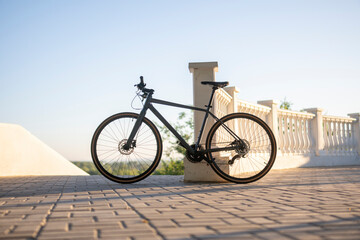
[236,99,271,122]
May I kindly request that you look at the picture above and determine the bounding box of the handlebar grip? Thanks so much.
[135,76,146,90]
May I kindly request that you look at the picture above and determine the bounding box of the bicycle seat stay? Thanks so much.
[201,81,229,88]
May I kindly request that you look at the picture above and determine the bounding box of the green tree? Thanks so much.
[154,111,194,175]
[156,111,193,160]
[280,97,293,110]
[72,161,101,175]
[153,159,184,175]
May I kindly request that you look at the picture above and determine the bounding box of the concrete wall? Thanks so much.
[0,123,88,176]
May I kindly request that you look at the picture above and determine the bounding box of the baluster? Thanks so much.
[292,117,298,153]
[332,121,338,154]
[247,116,256,155]
[328,122,334,155]
[348,122,354,155]
[294,118,301,153]
[343,122,349,155]
[344,122,350,155]
[335,121,341,154]
[289,116,295,153]
[287,116,292,154]
[323,120,329,154]
[258,110,265,155]
[283,116,290,154]
[280,115,286,154]
[333,121,338,154]
[305,119,314,153]
[253,111,259,156]
[337,121,342,154]
[288,116,295,154]
[298,119,305,153]
[305,119,311,153]
[293,117,297,154]
[327,121,333,154]
[340,122,345,155]
[279,115,285,154]
[304,118,310,153]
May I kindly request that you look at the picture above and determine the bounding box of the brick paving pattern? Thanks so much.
[1,166,360,239]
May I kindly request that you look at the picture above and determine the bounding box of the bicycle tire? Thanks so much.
[91,112,162,183]
[206,113,277,183]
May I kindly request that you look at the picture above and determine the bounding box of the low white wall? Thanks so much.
[0,123,88,176]
[273,154,360,169]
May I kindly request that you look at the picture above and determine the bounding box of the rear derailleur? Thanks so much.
[228,139,250,165]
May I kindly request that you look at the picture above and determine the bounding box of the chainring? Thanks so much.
[186,144,205,163]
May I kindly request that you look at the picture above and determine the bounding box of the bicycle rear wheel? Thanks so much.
[91,112,162,183]
[206,113,276,183]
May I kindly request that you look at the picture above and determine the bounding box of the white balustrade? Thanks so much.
[214,88,232,119]
[323,115,357,155]
[277,109,314,155]
[188,61,360,182]
[211,88,359,158]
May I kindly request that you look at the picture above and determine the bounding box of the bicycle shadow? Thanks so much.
[1,166,360,202]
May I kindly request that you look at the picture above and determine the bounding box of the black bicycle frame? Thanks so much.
[125,88,241,158]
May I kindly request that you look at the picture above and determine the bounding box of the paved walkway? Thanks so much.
[1,166,360,240]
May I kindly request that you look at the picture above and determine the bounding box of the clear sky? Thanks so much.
[1,0,359,161]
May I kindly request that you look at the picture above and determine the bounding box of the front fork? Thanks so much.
[124,94,152,150]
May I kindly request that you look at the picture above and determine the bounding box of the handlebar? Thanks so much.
[135,76,154,94]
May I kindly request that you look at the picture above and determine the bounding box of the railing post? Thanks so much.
[257,100,280,146]
[224,86,239,114]
[185,61,225,182]
[304,108,324,156]
[348,113,360,155]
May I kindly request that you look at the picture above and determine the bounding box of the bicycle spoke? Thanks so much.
[91,113,162,183]
[207,113,276,183]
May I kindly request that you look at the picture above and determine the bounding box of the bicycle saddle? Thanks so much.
[201,81,229,88]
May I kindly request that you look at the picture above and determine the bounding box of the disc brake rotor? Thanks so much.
[118,139,135,155]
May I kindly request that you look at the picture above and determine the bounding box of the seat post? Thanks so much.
[195,87,217,149]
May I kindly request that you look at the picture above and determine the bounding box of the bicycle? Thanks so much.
[91,77,277,184]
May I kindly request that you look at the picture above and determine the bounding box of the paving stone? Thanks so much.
[1,166,360,239]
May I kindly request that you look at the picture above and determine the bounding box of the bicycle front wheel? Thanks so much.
[206,113,277,183]
[91,112,162,183]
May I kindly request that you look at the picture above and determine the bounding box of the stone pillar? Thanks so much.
[184,61,225,182]
[304,108,325,156]
[189,62,218,138]
[348,113,360,155]
[257,100,280,145]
